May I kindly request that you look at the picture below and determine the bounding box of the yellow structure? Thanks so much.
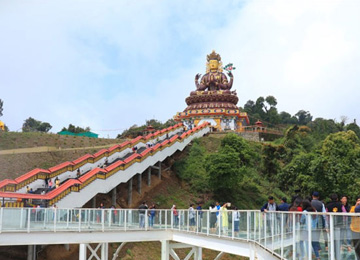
[0,120,5,131]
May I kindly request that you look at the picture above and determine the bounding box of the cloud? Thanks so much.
[1,0,359,137]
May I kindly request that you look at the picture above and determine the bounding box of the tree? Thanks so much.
[295,110,312,125]
[0,99,3,117]
[62,124,90,134]
[22,117,52,132]
[174,140,209,192]
[347,123,360,139]
[307,118,339,141]
[206,145,244,201]
[279,111,298,124]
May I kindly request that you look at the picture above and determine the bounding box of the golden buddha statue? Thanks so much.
[195,50,233,91]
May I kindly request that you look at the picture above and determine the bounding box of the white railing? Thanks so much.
[0,208,359,260]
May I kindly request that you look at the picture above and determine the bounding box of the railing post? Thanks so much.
[232,211,235,240]
[27,208,31,233]
[206,211,209,236]
[66,209,69,229]
[160,210,162,229]
[101,209,105,232]
[43,208,47,228]
[20,208,23,229]
[124,210,127,231]
[292,212,296,260]
[258,212,261,244]
[280,213,284,258]
[218,212,221,238]
[79,209,82,232]
[170,210,173,229]
[54,208,57,232]
[187,209,189,232]
[196,211,199,234]
[165,210,167,230]
[246,211,250,241]
[145,209,148,231]
[307,213,312,260]
[264,213,267,249]
[330,214,335,260]
[0,207,3,233]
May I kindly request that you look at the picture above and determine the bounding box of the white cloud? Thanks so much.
[0,0,360,137]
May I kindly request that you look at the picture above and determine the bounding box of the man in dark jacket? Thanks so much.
[138,201,148,228]
[278,197,289,211]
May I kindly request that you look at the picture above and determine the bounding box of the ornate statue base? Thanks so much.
[174,90,249,132]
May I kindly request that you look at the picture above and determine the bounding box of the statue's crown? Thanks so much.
[207,50,221,62]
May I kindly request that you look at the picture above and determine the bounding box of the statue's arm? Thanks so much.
[219,73,233,90]
[195,74,207,90]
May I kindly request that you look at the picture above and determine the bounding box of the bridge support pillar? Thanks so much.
[27,245,35,260]
[138,173,142,194]
[101,242,108,260]
[79,243,86,260]
[147,167,151,186]
[111,188,116,206]
[92,197,96,208]
[161,240,169,260]
[128,178,133,206]
[158,161,162,180]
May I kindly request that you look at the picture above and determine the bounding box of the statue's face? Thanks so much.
[209,60,219,70]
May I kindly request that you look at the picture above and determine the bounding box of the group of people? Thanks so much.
[138,201,157,228]
[261,193,360,260]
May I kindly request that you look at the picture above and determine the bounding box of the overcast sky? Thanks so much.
[1,0,359,138]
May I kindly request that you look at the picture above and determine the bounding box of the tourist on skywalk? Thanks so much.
[261,196,278,212]
[77,168,81,178]
[311,192,327,255]
[220,203,229,235]
[326,194,343,260]
[340,195,352,252]
[110,205,118,224]
[300,199,320,260]
[209,204,217,233]
[196,203,203,232]
[289,197,303,260]
[172,205,179,227]
[278,197,290,211]
[350,196,360,260]
[189,204,196,231]
[138,201,148,228]
[148,204,156,228]
[233,206,240,237]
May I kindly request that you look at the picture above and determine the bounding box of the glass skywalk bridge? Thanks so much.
[0,208,358,260]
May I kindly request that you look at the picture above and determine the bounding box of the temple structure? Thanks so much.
[174,50,249,131]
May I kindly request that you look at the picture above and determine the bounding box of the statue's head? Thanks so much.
[206,50,222,72]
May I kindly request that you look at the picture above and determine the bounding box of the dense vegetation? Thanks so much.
[174,118,360,209]
[61,124,91,133]
[243,95,313,126]
[22,117,52,133]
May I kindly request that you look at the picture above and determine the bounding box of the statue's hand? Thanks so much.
[195,73,202,81]
[227,71,233,78]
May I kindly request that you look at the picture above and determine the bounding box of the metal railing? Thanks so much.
[0,208,359,260]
